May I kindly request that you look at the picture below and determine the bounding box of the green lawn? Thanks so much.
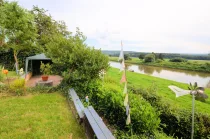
[107,68,210,114]
[0,93,86,139]
[109,57,210,73]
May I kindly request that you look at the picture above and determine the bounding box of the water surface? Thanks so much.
[109,61,210,88]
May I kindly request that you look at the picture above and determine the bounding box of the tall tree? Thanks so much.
[45,28,109,86]
[31,6,70,52]
[0,2,37,73]
[158,53,164,60]
[138,54,145,59]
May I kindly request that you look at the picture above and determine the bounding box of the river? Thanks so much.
[109,61,210,88]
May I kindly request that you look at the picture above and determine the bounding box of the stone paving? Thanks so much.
[26,75,63,87]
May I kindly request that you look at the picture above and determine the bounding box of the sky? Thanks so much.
[11,0,210,53]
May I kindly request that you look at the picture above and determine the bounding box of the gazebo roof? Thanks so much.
[26,53,51,60]
[25,53,51,75]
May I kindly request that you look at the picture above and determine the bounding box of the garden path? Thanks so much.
[26,75,63,87]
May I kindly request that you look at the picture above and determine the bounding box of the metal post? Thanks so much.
[191,94,195,139]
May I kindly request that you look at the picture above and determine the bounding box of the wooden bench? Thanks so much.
[69,88,85,123]
[84,106,115,139]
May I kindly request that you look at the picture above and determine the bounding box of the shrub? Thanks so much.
[74,80,160,135]
[124,54,131,60]
[45,29,109,90]
[10,79,25,95]
[169,57,187,62]
[144,54,155,63]
[40,61,52,75]
[131,85,210,139]
[156,59,163,63]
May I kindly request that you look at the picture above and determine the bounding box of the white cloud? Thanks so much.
[13,0,210,53]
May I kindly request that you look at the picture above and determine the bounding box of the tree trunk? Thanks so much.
[13,50,19,74]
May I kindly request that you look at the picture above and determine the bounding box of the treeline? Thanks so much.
[104,51,210,60]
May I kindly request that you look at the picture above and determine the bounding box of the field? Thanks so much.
[0,93,86,139]
[107,67,210,114]
[109,57,210,73]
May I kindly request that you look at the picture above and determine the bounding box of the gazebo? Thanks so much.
[25,53,51,77]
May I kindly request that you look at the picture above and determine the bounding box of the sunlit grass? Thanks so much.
[0,93,86,139]
[107,67,210,114]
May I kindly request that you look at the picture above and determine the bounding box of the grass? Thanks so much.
[107,67,210,114]
[0,92,86,139]
[109,57,210,73]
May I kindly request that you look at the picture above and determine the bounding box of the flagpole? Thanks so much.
[191,94,195,139]
[121,41,133,138]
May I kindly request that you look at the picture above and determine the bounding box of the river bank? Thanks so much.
[109,57,210,73]
[107,67,210,114]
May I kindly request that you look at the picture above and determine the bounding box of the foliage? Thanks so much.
[46,28,109,89]
[144,54,155,62]
[156,59,163,63]
[109,57,210,73]
[0,1,38,71]
[31,6,70,52]
[169,57,187,62]
[107,67,210,139]
[132,86,210,139]
[0,93,86,138]
[107,51,210,60]
[74,78,160,136]
[40,61,52,75]
[158,53,164,60]
[124,54,131,60]
[138,54,145,59]
[10,78,25,95]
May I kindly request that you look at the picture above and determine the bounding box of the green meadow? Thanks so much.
[107,67,210,115]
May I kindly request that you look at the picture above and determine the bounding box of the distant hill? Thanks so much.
[102,50,210,60]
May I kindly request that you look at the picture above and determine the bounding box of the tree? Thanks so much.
[158,53,164,60]
[124,54,131,60]
[138,54,145,59]
[152,52,158,60]
[45,28,109,88]
[144,54,155,63]
[0,2,37,73]
[31,6,70,52]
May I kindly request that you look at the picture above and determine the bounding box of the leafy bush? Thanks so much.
[74,79,160,136]
[40,61,52,75]
[124,54,132,60]
[10,79,25,95]
[131,85,210,139]
[156,59,163,63]
[144,54,155,63]
[169,57,187,62]
[46,28,109,90]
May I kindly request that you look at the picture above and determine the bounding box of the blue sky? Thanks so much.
[11,0,210,53]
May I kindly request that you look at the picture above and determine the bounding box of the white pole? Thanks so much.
[191,94,195,139]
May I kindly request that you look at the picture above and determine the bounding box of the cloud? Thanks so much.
[12,0,210,53]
